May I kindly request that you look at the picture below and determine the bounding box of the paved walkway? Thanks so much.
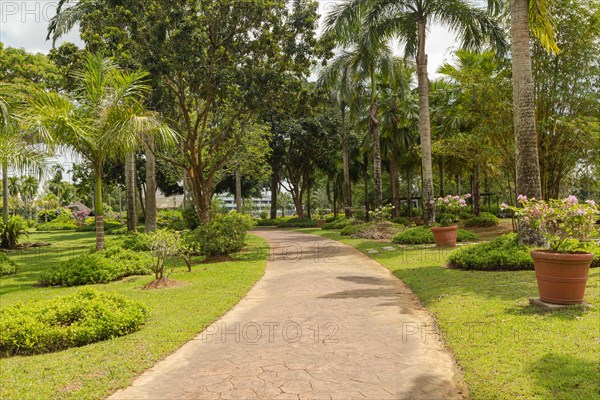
[110,230,467,400]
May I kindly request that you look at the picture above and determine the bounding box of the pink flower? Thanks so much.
[438,197,443,202]
[586,199,596,207]
[517,194,528,203]
[500,202,508,210]
[444,198,450,204]
[465,193,472,199]
[575,209,586,216]
[454,195,460,200]
[566,195,578,205]
[429,200,435,205]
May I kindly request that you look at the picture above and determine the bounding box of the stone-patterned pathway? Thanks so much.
[110,230,467,400]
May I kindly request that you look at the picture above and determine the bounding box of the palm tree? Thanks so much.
[325,0,506,224]
[28,53,169,250]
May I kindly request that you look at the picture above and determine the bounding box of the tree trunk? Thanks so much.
[407,168,413,217]
[416,19,435,225]
[145,136,157,232]
[510,0,544,245]
[270,171,278,219]
[363,153,370,221]
[473,163,481,216]
[341,106,352,218]
[456,174,461,195]
[124,153,137,232]
[2,161,8,223]
[390,150,400,218]
[439,158,445,197]
[235,170,243,213]
[94,168,105,251]
[306,179,312,219]
[370,72,383,209]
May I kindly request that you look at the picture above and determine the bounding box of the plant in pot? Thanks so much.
[503,195,600,304]
[431,194,470,247]
[315,208,327,228]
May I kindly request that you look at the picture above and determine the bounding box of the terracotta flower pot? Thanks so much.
[431,225,458,247]
[316,219,326,228]
[530,250,593,304]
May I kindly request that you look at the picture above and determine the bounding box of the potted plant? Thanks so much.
[316,209,327,228]
[431,194,470,247]
[503,195,600,304]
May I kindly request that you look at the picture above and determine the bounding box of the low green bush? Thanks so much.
[256,218,279,227]
[36,215,77,231]
[40,247,152,287]
[448,234,600,271]
[458,211,475,220]
[464,212,500,227]
[0,288,148,356]
[1,215,28,249]
[340,224,362,236]
[278,217,316,228]
[392,226,479,245]
[192,212,255,256]
[322,218,353,230]
[120,232,152,251]
[447,234,533,270]
[37,208,72,223]
[391,217,411,226]
[157,209,186,230]
[75,218,122,232]
[182,204,200,230]
[0,252,17,276]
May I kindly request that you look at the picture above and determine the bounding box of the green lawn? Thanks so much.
[298,228,600,400]
[0,230,269,399]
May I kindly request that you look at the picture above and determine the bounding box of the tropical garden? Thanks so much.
[0,0,598,399]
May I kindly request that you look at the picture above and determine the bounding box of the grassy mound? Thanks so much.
[0,252,17,276]
[0,288,147,356]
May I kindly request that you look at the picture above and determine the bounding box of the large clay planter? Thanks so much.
[431,225,458,248]
[316,219,326,228]
[531,250,593,304]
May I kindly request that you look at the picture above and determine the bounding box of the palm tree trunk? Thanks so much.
[416,19,435,225]
[2,161,8,223]
[125,152,137,232]
[235,170,243,213]
[473,163,481,216]
[390,150,400,218]
[270,171,278,219]
[341,106,352,218]
[510,0,544,245]
[363,153,370,221]
[370,71,383,209]
[439,158,445,197]
[407,168,413,217]
[144,136,157,232]
[94,168,105,251]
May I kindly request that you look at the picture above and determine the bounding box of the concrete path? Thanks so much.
[110,230,467,400]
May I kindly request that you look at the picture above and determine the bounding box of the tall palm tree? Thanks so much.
[28,53,169,250]
[325,0,507,224]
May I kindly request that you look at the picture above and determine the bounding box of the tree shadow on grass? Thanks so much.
[529,353,600,400]
[504,303,589,321]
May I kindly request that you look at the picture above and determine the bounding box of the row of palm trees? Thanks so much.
[318,0,556,234]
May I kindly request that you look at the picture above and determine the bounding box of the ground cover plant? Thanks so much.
[0,230,269,399]
[0,252,17,276]
[0,288,148,356]
[392,226,478,244]
[298,227,600,400]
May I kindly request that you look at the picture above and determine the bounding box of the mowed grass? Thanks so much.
[0,230,269,399]
[298,228,600,400]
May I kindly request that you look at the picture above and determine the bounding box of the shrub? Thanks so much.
[75,218,122,232]
[0,216,28,249]
[391,217,411,226]
[120,232,152,251]
[40,247,152,286]
[447,234,533,270]
[182,204,200,230]
[37,207,72,223]
[256,218,279,227]
[350,222,404,240]
[36,214,77,231]
[148,230,181,280]
[322,218,353,230]
[192,212,255,256]
[0,252,17,276]
[352,209,367,222]
[459,211,475,220]
[157,209,186,230]
[0,288,148,356]
[392,226,478,244]
[278,217,316,228]
[464,212,500,227]
[259,211,269,220]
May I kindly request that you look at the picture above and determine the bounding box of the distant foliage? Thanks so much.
[463,212,500,227]
[75,218,122,232]
[277,217,316,228]
[40,247,152,286]
[392,226,478,244]
[0,288,148,356]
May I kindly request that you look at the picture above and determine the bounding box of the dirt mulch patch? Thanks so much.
[462,221,514,241]
[142,278,186,290]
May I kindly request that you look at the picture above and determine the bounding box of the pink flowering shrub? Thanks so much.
[502,195,600,252]
[434,194,471,213]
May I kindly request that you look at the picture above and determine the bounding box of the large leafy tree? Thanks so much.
[48,0,325,224]
[325,0,506,224]
[28,54,170,250]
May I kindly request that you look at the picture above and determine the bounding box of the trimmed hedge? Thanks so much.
[463,212,500,227]
[447,234,600,271]
[0,288,148,356]
[278,217,317,228]
[75,218,122,232]
[392,226,479,245]
[40,247,152,287]
[0,252,17,276]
